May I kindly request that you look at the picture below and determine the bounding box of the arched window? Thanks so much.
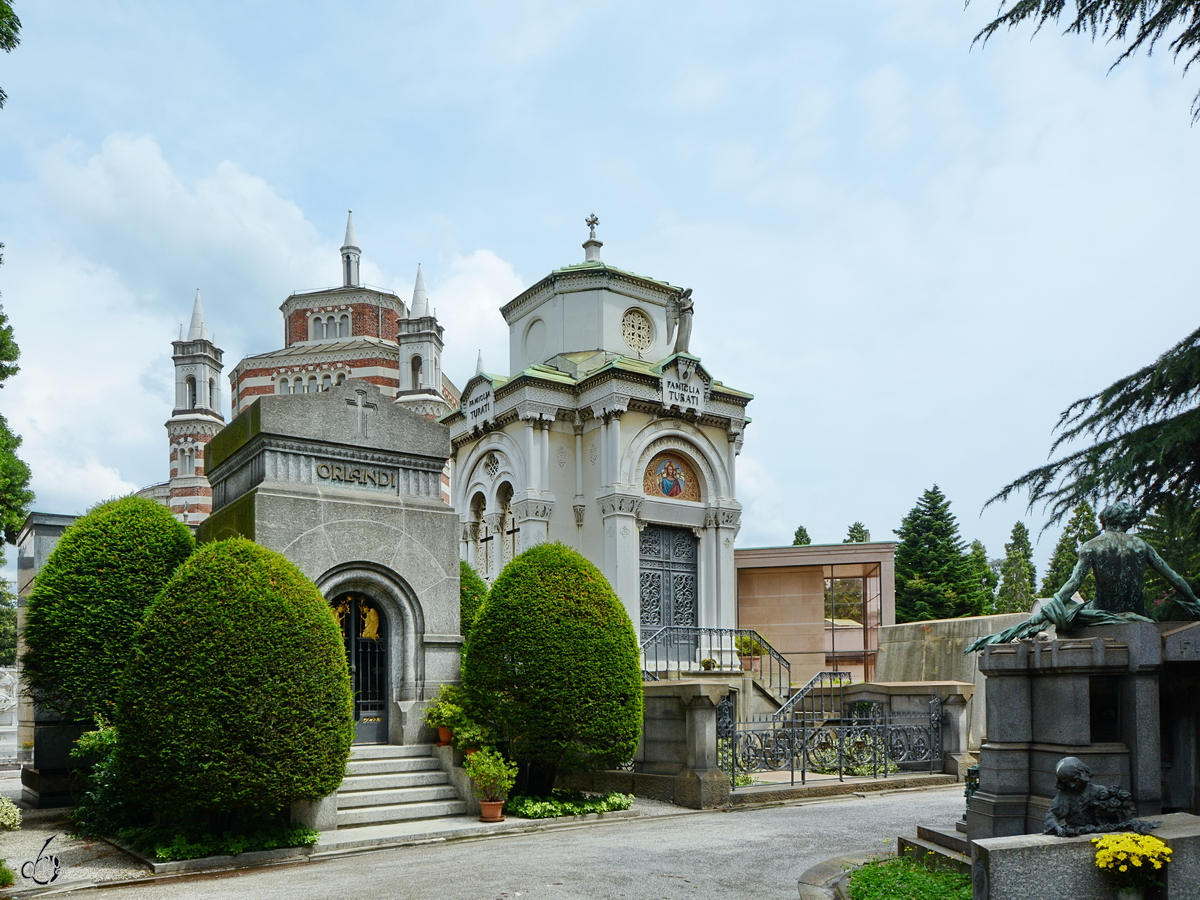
[321,373,332,391]
[307,375,317,393]
[279,378,291,395]
[339,314,350,338]
[336,372,347,385]
[185,376,197,409]
[470,492,488,576]
[311,317,322,340]
[208,378,216,409]
[293,377,304,393]
[179,447,194,476]
[497,482,516,566]
[326,316,336,338]
[411,355,423,390]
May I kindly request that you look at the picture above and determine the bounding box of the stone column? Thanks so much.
[608,411,623,489]
[968,642,1033,839]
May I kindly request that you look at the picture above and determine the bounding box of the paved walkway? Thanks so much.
[30,785,965,900]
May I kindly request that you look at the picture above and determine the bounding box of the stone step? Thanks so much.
[337,784,460,809]
[897,835,971,875]
[349,743,434,760]
[339,770,450,792]
[917,824,970,856]
[335,799,468,828]
[345,756,444,777]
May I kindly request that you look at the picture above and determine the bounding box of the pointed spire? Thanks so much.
[476,349,484,374]
[187,289,208,341]
[410,264,429,317]
[342,210,359,250]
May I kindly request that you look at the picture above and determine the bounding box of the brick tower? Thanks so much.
[167,289,225,524]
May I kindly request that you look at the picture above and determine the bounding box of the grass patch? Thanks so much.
[0,859,15,888]
[847,856,971,900]
[115,822,320,862]
[503,789,633,819]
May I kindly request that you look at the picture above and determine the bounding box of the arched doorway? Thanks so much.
[331,592,389,743]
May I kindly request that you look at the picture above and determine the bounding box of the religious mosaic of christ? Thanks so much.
[642,452,701,502]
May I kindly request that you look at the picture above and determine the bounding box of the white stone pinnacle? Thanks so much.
[187,289,208,341]
[476,349,484,374]
[342,210,359,250]
[410,264,429,317]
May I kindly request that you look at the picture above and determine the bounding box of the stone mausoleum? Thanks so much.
[444,221,752,636]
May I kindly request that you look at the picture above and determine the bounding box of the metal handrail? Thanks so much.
[640,626,792,700]
[772,670,854,723]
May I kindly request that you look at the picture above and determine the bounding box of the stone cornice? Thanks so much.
[500,266,679,324]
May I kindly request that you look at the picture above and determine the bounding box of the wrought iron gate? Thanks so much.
[639,525,698,629]
[332,593,389,743]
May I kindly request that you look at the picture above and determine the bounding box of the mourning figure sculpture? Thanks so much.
[1043,757,1155,837]
[966,502,1200,652]
[667,288,694,355]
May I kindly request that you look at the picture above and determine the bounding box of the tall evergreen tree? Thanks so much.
[1040,501,1100,601]
[1139,496,1200,616]
[966,540,999,614]
[893,485,982,622]
[996,522,1038,614]
[0,249,32,553]
[844,522,870,543]
[792,525,811,546]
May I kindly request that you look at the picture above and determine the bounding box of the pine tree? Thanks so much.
[844,522,870,543]
[1040,501,1100,600]
[792,525,811,546]
[894,485,982,622]
[996,522,1038,614]
[966,540,998,614]
[1139,496,1200,616]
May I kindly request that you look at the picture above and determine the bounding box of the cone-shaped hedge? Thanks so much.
[462,543,643,783]
[459,559,488,639]
[21,496,195,720]
[116,538,353,821]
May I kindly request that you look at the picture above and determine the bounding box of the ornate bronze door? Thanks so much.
[639,525,698,630]
[332,593,389,743]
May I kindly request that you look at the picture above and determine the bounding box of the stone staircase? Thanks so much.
[335,743,466,828]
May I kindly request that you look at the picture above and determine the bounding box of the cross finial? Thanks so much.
[585,213,599,240]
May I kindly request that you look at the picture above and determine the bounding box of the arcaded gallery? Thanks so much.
[734,542,896,683]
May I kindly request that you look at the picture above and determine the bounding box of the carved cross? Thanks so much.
[585,213,599,239]
[345,389,378,437]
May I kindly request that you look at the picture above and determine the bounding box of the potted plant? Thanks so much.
[423,685,465,746]
[734,634,764,671]
[463,747,518,822]
[451,714,496,755]
[1092,832,1172,900]
[700,658,717,671]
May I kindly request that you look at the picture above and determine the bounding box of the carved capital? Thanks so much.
[573,504,586,526]
[513,499,554,520]
[517,401,558,422]
[599,495,643,517]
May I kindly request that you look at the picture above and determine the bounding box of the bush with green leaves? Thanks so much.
[0,859,13,889]
[504,789,633,819]
[115,538,353,826]
[463,747,518,802]
[0,796,20,830]
[847,856,971,900]
[21,496,194,720]
[462,542,643,796]
[459,559,488,639]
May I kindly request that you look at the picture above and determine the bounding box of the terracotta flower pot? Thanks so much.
[478,799,505,822]
[437,726,452,746]
[740,656,758,672]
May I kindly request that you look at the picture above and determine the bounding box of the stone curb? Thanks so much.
[796,851,891,900]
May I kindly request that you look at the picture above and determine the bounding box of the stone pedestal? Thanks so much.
[968,622,1196,841]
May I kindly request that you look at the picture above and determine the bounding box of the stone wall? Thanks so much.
[875,614,1027,752]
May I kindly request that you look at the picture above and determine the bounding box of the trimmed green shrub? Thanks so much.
[21,496,194,720]
[115,538,353,825]
[459,559,488,639]
[0,859,13,888]
[504,789,633,819]
[115,823,320,862]
[461,542,643,796]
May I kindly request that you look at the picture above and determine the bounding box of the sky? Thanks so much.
[0,1,1197,580]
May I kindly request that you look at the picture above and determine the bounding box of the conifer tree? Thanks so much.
[966,539,999,614]
[1139,496,1200,615]
[894,486,982,622]
[996,522,1038,614]
[1040,501,1100,600]
[844,522,870,543]
[792,525,812,546]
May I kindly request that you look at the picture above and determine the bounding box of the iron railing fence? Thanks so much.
[640,626,791,700]
[718,696,944,789]
[770,670,854,723]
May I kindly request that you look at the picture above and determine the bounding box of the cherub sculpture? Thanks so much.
[1043,757,1154,837]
